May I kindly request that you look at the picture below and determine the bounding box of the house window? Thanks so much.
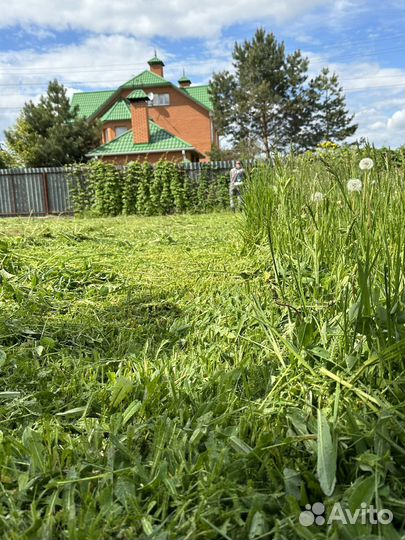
[148,93,170,107]
[103,128,110,142]
[115,127,127,137]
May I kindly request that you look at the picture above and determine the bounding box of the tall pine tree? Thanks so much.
[5,80,100,167]
[209,28,357,156]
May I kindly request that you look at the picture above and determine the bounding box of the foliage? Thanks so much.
[196,166,210,212]
[122,161,142,215]
[66,159,233,216]
[66,163,95,214]
[206,143,236,161]
[209,28,357,156]
[136,162,154,215]
[4,80,101,167]
[170,166,187,213]
[88,160,122,216]
[150,160,175,214]
[241,147,404,536]
[0,145,21,169]
[303,141,405,171]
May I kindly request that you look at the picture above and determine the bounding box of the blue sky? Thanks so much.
[0,0,404,147]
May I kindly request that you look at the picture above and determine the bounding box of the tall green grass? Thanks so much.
[242,147,405,537]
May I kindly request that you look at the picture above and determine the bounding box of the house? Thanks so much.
[71,55,219,164]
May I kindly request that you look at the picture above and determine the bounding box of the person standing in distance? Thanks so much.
[229,160,245,211]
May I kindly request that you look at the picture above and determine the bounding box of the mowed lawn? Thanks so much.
[1,213,281,540]
[1,211,403,540]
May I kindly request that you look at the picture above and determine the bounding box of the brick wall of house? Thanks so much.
[119,86,214,159]
[101,150,195,165]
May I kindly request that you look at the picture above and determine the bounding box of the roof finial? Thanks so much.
[154,48,157,57]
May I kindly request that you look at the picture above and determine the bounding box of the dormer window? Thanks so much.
[115,126,128,137]
[148,93,170,107]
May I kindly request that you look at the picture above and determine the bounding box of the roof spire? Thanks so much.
[178,69,191,87]
[148,50,165,67]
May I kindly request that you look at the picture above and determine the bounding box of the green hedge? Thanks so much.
[66,160,230,217]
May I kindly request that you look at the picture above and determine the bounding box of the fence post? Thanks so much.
[11,173,17,215]
[42,171,49,214]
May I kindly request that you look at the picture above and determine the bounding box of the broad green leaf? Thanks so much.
[22,427,46,473]
[346,475,375,512]
[141,517,153,536]
[229,435,253,454]
[283,468,302,500]
[110,377,133,409]
[35,345,44,356]
[249,511,266,539]
[122,400,141,425]
[317,409,336,496]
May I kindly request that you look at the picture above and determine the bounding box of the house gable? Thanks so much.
[121,70,171,89]
[100,99,131,122]
[71,59,218,161]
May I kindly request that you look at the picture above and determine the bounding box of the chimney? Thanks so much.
[178,69,191,88]
[127,90,150,144]
[148,51,165,78]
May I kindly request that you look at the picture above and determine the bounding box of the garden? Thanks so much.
[0,146,404,539]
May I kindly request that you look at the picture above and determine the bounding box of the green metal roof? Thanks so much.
[71,90,116,118]
[88,121,194,157]
[71,73,212,122]
[121,70,171,89]
[100,100,131,122]
[148,55,165,66]
[127,89,149,100]
[182,85,213,111]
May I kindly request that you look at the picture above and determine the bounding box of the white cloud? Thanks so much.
[387,108,405,131]
[1,0,330,39]
[0,33,232,140]
[0,7,404,148]
[302,51,405,147]
[0,35,155,139]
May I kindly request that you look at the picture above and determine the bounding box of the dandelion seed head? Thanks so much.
[359,157,374,170]
[347,178,362,192]
[311,191,324,202]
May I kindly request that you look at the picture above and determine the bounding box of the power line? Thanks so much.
[0,38,403,75]
[306,46,405,65]
[0,72,403,93]
[300,31,405,52]
[0,82,403,110]
[0,62,152,74]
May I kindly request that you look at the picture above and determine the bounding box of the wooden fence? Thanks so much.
[0,160,254,217]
